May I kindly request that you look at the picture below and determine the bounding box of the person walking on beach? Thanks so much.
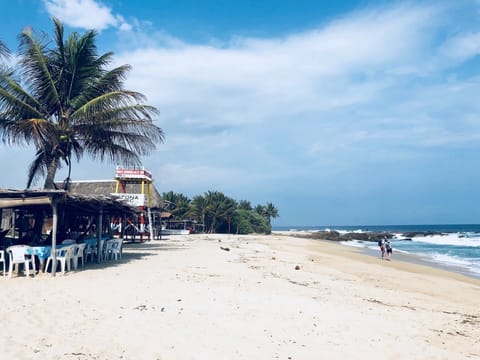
[385,239,393,261]
[378,237,386,259]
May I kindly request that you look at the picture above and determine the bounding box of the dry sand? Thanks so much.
[1,233,479,360]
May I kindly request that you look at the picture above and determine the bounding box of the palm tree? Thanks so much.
[254,204,265,217]
[189,194,208,226]
[204,191,237,233]
[238,200,252,211]
[263,202,279,226]
[162,191,191,219]
[0,18,164,189]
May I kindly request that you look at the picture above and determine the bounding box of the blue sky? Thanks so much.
[2,0,480,227]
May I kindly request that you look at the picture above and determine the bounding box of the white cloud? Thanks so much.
[43,0,131,31]
[153,163,260,192]
[108,2,480,203]
[118,4,445,124]
[439,32,480,62]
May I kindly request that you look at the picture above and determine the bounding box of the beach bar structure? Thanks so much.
[0,189,137,276]
[62,171,164,241]
[114,167,154,241]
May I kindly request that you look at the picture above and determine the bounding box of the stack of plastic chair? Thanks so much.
[6,245,36,278]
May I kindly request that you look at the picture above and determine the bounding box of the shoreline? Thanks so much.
[359,242,480,280]
[273,230,480,281]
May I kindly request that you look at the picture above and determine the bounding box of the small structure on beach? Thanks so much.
[113,167,155,240]
[0,188,137,275]
[62,167,164,240]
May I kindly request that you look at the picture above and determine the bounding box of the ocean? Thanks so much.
[273,224,480,278]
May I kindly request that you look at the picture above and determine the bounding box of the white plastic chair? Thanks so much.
[45,245,73,275]
[84,240,105,262]
[71,243,86,270]
[104,239,115,261]
[110,239,123,261]
[6,245,36,278]
[69,244,79,270]
[84,242,96,263]
[0,250,6,276]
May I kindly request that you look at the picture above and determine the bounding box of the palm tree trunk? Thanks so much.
[208,219,214,233]
[44,157,59,189]
[64,155,72,190]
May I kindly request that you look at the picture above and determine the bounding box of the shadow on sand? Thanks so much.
[35,240,188,276]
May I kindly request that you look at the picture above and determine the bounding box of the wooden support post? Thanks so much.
[97,207,103,263]
[147,207,154,241]
[51,199,58,276]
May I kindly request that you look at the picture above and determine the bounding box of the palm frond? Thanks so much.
[0,74,47,119]
[18,26,61,113]
[70,65,133,107]
[83,138,141,165]
[27,148,48,188]
[77,89,155,115]
[61,27,100,104]
[0,40,10,59]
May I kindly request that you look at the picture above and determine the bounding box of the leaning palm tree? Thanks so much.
[0,18,164,189]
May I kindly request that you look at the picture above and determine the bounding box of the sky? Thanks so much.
[2,0,480,227]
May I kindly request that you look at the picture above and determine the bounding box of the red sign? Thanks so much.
[115,167,152,181]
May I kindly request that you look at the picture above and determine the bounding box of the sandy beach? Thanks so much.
[1,232,479,360]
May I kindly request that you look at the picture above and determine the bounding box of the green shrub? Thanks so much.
[233,209,271,234]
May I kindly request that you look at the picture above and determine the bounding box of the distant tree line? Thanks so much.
[162,191,279,235]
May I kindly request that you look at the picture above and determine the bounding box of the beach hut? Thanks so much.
[63,178,164,240]
[0,189,137,276]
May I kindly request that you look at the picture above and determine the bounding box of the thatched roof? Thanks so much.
[63,180,164,209]
[0,188,138,215]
